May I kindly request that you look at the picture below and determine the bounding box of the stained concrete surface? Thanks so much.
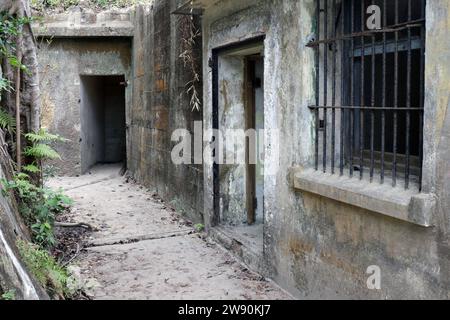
[47,164,290,300]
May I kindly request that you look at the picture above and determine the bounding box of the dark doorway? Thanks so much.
[80,75,126,174]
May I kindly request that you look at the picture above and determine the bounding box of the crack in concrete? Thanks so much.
[62,176,117,191]
[85,229,196,248]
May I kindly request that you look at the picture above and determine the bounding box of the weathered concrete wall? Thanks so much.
[37,3,203,222]
[38,37,132,175]
[128,2,204,223]
[80,76,105,173]
[201,0,450,299]
[218,55,246,225]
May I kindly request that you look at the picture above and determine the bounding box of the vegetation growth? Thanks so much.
[17,240,70,298]
[1,8,74,299]
[0,289,16,300]
[31,0,152,11]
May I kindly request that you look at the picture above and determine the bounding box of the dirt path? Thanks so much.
[47,164,291,300]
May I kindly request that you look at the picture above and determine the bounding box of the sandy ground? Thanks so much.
[47,164,291,300]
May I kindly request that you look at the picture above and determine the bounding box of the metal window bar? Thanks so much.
[308,0,426,190]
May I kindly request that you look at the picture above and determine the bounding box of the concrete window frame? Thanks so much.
[293,0,437,227]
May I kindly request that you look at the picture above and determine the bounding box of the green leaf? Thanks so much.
[0,108,16,133]
[15,172,30,180]
[25,128,68,143]
[24,144,61,160]
[1,290,15,300]
[23,164,41,174]
[0,77,12,92]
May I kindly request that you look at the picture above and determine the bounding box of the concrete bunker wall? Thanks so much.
[128,2,204,223]
[201,0,450,299]
[37,3,204,223]
[38,38,132,176]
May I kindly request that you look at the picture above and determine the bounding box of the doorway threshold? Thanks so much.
[209,224,266,276]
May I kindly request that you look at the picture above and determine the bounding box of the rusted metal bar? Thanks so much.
[340,0,346,176]
[350,0,355,178]
[331,0,337,175]
[360,0,365,180]
[315,0,321,171]
[392,0,399,187]
[323,0,328,173]
[405,0,412,189]
[306,19,425,47]
[370,0,376,182]
[419,0,425,191]
[381,0,387,185]
[309,106,423,111]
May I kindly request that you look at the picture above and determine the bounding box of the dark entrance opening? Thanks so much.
[80,75,126,174]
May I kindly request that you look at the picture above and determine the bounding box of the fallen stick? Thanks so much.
[55,222,97,231]
[62,243,81,267]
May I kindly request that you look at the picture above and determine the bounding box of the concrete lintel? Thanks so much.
[293,168,436,227]
[33,25,134,38]
[31,9,135,38]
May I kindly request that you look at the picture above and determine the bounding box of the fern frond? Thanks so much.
[0,108,16,133]
[24,144,61,160]
[0,77,12,92]
[23,164,41,174]
[25,128,67,143]
[15,172,30,180]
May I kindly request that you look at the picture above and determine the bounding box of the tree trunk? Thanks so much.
[21,0,40,132]
[15,27,22,171]
[2,0,41,133]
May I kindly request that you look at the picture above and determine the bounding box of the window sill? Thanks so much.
[292,168,435,227]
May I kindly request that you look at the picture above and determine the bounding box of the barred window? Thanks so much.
[307,0,426,190]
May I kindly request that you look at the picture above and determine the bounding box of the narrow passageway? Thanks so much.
[47,165,290,300]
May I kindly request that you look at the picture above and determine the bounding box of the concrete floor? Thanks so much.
[48,164,291,300]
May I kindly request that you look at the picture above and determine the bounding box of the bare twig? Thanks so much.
[55,222,97,231]
[179,11,201,112]
[62,242,81,267]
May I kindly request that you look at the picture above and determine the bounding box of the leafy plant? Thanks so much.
[0,108,16,134]
[23,128,68,185]
[0,77,12,92]
[25,129,67,144]
[17,240,69,298]
[194,223,205,232]
[43,164,59,180]
[24,143,61,160]
[24,128,67,160]
[23,164,40,174]
[0,13,31,74]
[1,290,15,300]
[44,188,73,213]
[1,173,73,248]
